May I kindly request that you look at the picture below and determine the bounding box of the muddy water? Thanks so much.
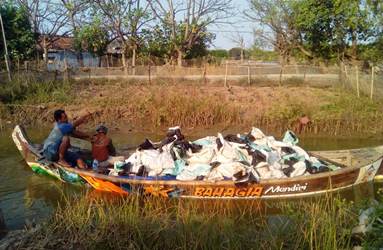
[0,127,383,230]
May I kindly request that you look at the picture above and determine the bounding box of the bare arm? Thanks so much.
[73,112,92,128]
[72,130,90,140]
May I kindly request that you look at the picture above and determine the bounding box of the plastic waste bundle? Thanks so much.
[112,126,339,183]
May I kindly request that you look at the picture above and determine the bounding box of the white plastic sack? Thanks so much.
[125,151,142,174]
[254,162,271,179]
[205,162,247,181]
[250,127,266,139]
[269,164,287,179]
[290,161,307,177]
[292,146,311,161]
[213,133,240,163]
[193,136,217,146]
[176,163,212,181]
[139,148,175,177]
[187,146,215,164]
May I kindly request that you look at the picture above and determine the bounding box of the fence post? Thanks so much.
[24,61,28,74]
[202,64,207,84]
[63,57,69,82]
[303,65,307,83]
[355,65,360,98]
[370,66,375,100]
[148,63,151,84]
[224,60,228,88]
[344,64,349,80]
[339,62,344,88]
[106,56,109,80]
[247,61,251,86]
[279,64,283,87]
[344,64,349,90]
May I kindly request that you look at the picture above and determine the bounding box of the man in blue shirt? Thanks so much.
[43,109,92,168]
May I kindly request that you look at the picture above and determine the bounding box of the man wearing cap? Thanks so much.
[43,109,92,168]
[91,125,124,168]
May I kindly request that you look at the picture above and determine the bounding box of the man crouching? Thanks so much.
[43,109,91,168]
[91,125,124,169]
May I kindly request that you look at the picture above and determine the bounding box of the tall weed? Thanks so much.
[17,192,359,250]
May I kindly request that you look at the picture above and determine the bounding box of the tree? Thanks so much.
[18,0,69,64]
[0,2,35,61]
[249,46,278,61]
[228,47,249,60]
[292,0,377,63]
[230,32,246,62]
[148,0,233,66]
[93,0,151,72]
[245,0,301,64]
[209,49,228,58]
[141,22,214,63]
[141,24,173,63]
[246,0,382,64]
[60,0,90,65]
[182,24,215,59]
[291,0,335,62]
[76,18,109,64]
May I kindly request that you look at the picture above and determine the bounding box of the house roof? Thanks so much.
[37,35,124,54]
[37,35,75,51]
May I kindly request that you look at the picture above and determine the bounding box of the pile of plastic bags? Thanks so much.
[110,126,339,183]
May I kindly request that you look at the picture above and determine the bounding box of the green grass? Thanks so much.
[15,192,362,250]
[260,89,383,135]
[362,199,383,249]
[0,78,72,104]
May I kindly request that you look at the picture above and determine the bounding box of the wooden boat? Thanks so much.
[12,125,383,199]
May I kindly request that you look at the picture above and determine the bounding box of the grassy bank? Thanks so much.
[1,78,383,136]
[12,192,360,249]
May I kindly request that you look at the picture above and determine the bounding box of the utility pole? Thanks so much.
[0,12,11,81]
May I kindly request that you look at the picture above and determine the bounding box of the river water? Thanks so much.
[1,127,383,231]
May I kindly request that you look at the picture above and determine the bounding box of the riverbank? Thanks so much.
[1,78,383,136]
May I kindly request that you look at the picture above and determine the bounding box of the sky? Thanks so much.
[208,0,255,50]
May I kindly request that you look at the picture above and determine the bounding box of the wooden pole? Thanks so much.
[224,60,228,88]
[203,64,207,84]
[344,64,349,90]
[247,61,251,86]
[303,65,307,83]
[344,64,349,80]
[279,64,283,87]
[356,65,360,98]
[0,13,11,81]
[370,66,375,100]
[106,56,110,83]
[339,62,344,88]
[148,63,151,84]
[63,56,69,82]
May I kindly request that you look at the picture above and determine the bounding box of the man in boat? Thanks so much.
[42,109,92,168]
[91,125,124,169]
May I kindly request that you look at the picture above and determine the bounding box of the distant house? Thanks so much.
[228,47,249,60]
[37,35,100,71]
[106,39,123,55]
[37,35,74,52]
